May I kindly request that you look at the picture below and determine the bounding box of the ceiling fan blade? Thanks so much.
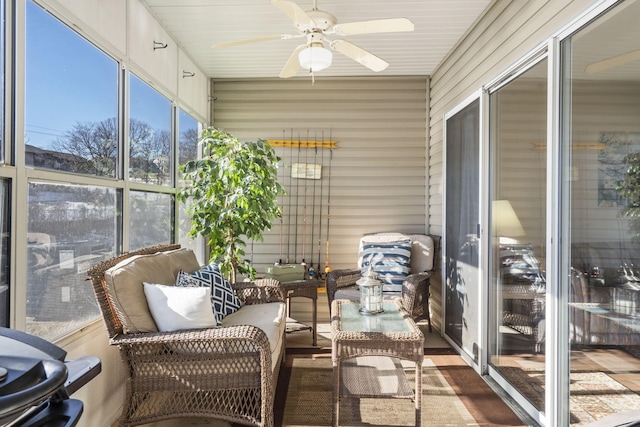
[330,39,389,72]
[271,0,315,27]
[212,34,300,49]
[585,49,640,74]
[333,18,414,36]
[280,45,306,78]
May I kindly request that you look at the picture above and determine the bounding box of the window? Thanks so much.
[26,182,119,339]
[129,74,172,186]
[25,0,118,177]
[178,108,199,168]
[21,4,184,339]
[0,179,9,328]
[129,190,172,251]
[16,1,202,339]
[0,0,6,326]
[177,109,204,260]
[23,0,124,340]
[127,79,175,249]
[0,0,5,164]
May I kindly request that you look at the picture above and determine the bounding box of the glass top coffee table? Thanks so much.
[331,299,424,427]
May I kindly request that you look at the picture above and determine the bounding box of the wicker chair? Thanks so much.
[87,244,285,427]
[326,233,440,332]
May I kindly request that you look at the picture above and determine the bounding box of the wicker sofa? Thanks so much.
[570,242,640,346]
[87,244,286,427]
[499,241,640,350]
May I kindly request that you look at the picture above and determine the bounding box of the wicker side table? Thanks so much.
[331,299,424,426]
[282,279,324,346]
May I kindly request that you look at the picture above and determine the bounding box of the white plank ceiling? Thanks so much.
[141,0,493,79]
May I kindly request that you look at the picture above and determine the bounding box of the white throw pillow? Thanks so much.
[143,282,218,332]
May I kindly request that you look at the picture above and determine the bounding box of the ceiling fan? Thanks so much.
[212,0,414,78]
[585,49,640,74]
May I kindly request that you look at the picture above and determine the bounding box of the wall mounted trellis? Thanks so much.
[267,131,338,277]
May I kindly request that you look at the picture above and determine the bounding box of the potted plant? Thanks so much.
[178,128,284,283]
[616,152,640,240]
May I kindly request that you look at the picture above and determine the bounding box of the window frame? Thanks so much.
[8,0,206,338]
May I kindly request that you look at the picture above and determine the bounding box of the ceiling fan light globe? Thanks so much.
[298,46,332,72]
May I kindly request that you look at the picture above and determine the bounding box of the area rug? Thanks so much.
[499,366,640,425]
[275,351,525,426]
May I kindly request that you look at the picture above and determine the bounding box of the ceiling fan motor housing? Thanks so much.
[297,9,336,32]
[306,31,326,46]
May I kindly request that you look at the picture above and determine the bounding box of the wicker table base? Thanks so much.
[340,355,414,397]
[331,299,424,427]
[282,279,324,346]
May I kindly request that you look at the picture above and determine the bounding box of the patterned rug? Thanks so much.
[499,367,640,425]
[279,355,499,426]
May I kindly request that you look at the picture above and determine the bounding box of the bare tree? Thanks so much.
[179,127,199,165]
[50,117,172,184]
[129,122,170,185]
[52,118,118,176]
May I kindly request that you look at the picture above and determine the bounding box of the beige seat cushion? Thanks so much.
[409,234,436,272]
[104,248,201,333]
[221,302,286,372]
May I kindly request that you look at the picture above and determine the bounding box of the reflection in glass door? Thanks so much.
[0,180,9,327]
[562,0,640,424]
[488,58,547,420]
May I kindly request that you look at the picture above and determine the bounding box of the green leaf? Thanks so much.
[177,127,285,280]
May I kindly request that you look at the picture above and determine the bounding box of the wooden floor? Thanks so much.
[293,296,640,402]
[492,330,640,424]
[572,346,640,393]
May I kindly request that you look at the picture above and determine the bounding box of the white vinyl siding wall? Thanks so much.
[428,0,599,335]
[429,0,597,236]
[211,77,428,289]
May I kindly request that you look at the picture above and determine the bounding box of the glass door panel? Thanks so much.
[562,0,640,423]
[488,59,547,417]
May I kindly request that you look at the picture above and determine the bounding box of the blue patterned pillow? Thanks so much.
[176,262,243,325]
[360,239,412,289]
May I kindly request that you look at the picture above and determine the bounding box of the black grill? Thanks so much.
[0,327,101,426]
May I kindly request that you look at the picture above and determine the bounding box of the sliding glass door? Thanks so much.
[487,58,548,422]
[561,1,640,424]
[442,1,640,424]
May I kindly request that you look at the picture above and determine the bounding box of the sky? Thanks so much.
[24,0,173,150]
